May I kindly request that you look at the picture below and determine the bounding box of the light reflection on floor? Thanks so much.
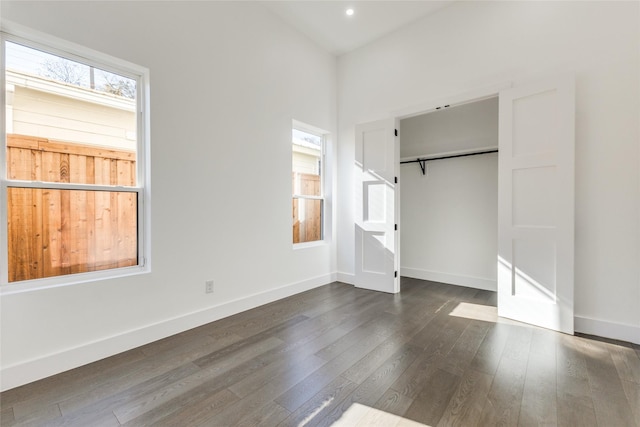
[448,302,534,327]
[329,403,430,427]
[299,397,334,427]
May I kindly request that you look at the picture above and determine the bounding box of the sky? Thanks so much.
[5,41,135,97]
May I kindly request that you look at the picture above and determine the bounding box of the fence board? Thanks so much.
[41,151,60,182]
[59,188,72,276]
[8,189,29,281]
[8,147,31,180]
[42,189,62,279]
[6,134,137,282]
[32,188,44,279]
[7,135,135,161]
[293,199,300,243]
[86,157,96,272]
[116,159,135,267]
[292,173,321,244]
[70,190,87,274]
[69,155,86,273]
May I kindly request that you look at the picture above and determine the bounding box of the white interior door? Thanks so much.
[354,118,399,293]
[498,76,575,334]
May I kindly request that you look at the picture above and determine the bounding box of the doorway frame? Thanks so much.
[389,81,512,293]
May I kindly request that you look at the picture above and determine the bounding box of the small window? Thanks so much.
[1,29,149,286]
[292,124,325,244]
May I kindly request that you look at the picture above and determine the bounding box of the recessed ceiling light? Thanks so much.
[346,8,355,16]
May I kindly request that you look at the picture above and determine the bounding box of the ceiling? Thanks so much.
[261,1,455,56]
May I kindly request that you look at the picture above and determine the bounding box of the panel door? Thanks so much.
[498,76,575,334]
[354,119,399,294]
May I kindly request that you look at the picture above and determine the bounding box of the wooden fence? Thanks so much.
[6,134,137,282]
[292,173,321,243]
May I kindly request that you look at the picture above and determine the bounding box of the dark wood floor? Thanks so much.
[1,278,639,426]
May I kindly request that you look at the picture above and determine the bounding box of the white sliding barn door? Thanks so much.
[498,77,575,334]
[354,119,399,294]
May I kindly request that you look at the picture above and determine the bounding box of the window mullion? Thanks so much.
[5,180,141,192]
[292,195,323,200]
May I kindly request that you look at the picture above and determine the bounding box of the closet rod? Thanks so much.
[400,149,498,175]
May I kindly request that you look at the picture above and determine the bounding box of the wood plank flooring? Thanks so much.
[1,278,639,426]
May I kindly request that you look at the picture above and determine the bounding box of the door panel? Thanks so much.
[498,76,575,334]
[354,119,399,294]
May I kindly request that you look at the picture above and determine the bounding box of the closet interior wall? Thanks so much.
[400,97,499,291]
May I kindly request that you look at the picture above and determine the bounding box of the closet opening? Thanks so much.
[399,96,499,292]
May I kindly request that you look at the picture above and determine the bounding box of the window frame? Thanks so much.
[0,21,151,293]
[292,120,327,248]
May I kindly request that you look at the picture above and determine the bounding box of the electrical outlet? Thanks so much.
[205,280,214,294]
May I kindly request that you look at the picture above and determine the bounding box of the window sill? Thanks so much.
[0,264,150,296]
[293,240,329,250]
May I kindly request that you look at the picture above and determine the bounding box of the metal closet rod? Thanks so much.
[400,149,498,175]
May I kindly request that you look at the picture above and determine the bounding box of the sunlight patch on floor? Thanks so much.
[299,397,334,427]
[448,302,534,327]
[330,403,430,427]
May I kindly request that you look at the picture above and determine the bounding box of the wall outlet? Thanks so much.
[205,280,214,294]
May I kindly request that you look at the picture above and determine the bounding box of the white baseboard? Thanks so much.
[401,267,496,292]
[336,272,355,285]
[0,273,334,392]
[575,315,640,345]
[4,272,635,391]
[402,269,638,344]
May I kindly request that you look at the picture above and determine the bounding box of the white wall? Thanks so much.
[400,99,498,290]
[0,1,337,390]
[401,98,498,159]
[338,1,640,343]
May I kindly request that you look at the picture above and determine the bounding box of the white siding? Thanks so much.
[12,86,136,149]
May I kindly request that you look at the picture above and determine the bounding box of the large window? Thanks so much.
[1,27,149,287]
[292,123,325,244]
